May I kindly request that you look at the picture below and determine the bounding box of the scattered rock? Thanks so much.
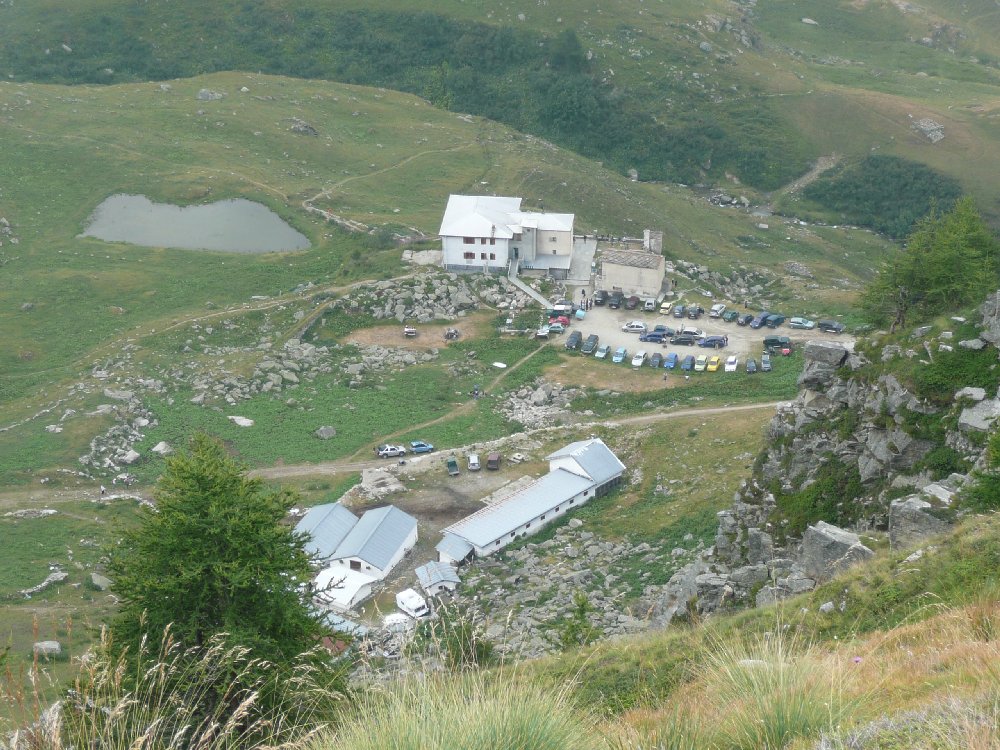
[196,89,225,101]
[227,416,254,427]
[800,521,874,582]
[151,441,173,457]
[33,641,62,658]
[314,426,337,440]
[90,573,112,591]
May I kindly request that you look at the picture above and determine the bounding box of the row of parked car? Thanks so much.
[577,346,776,373]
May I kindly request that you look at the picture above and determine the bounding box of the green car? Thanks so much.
[722,310,740,323]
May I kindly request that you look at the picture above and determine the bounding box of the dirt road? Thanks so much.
[251,399,786,480]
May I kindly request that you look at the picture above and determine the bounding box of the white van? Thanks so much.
[709,303,727,318]
[396,588,431,619]
[468,454,481,471]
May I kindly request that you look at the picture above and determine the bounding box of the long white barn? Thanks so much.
[436,438,625,563]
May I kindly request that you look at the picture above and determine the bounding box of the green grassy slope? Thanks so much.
[3,0,1000,208]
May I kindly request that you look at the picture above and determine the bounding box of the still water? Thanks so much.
[81,194,311,253]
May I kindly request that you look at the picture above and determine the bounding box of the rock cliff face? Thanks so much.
[654,292,1000,625]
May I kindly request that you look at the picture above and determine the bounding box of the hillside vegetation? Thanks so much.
[4,0,1000,208]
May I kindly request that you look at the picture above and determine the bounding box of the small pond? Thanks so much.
[80,194,311,253]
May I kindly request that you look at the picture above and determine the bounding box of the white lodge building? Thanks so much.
[438,195,574,275]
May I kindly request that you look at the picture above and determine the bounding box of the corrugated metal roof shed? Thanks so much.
[316,609,370,637]
[333,505,417,570]
[601,249,663,269]
[436,534,474,562]
[295,502,359,561]
[415,561,461,591]
[443,469,592,547]
[547,438,626,485]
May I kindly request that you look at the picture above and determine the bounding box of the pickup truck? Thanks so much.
[446,457,459,476]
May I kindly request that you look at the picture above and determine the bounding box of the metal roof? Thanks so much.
[443,469,593,547]
[332,505,417,570]
[436,534,474,561]
[316,609,370,637]
[295,503,359,561]
[439,194,573,238]
[546,438,626,485]
[601,249,663,269]
[415,561,461,590]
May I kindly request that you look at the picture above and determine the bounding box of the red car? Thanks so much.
[548,315,571,327]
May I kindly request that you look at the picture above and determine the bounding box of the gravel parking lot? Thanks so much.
[547,297,852,362]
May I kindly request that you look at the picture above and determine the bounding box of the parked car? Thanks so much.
[817,320,845,334]
[659,301,674,315]
[410,440,434,453]
[652,324,671,335]
[722,310,740,323]
[565,331,583,350]
[631,350,647,367]
[376,444,407,458]
[681,326,706,339]
[639,331,666,343]
[649,352,663,368]
[622,320,647,333]
[724,355,739,372]
[446,457,459,476]
[746,358,758,374]
[664,352,679,369]
[643,298,657,312]
[763,335,792,353]
[548,315,571,327]
[709,303,727,318]
[581,334,600,354]
[625,295,641,310]
[593,290,609,306]
[612,346,628,363]
[608,291,624,308]
[673,304,687,318]
[761,352,772,372]
[707,355,722,372]
[736,313,753,326]
[687,305,705,319]
[594,344,611,359]
[765,313,786,328]
[547,322,566,334]
[486,452,501,470]
[680,354,695,371]
[535,325,550,339]
[468,454,481,471]
[789,317,816,330]
[670,334,697,346]
[750,312,771,329]
[698,335,728,349]
[694,354,709,372]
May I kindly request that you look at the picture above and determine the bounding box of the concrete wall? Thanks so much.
[600,260,665,297]
[441,235,510,271]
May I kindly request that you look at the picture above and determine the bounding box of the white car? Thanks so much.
[376,444,407,458]
[789,317,816,330]
[709,303,727,318]
[724,355,739,373]
[622,320,647,334]
[681,326,705,339]
[631,350,647,367]
[468,454,481,471]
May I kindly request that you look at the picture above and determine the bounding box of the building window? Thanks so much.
[480,238,487,245]
[463,237,475,244]
[463,252,475,260]
[513,233,522,241]
[489,238,496,245]
[555,506,560,512]
[569,499,575,505]
[549,236,557,242]
[489,253,496,260]
[526,522,531,528]
[350,560,361,571]
[480,252,487,260]
[510,532,515,538]
[552,248,557,255]
[540,514,546,521]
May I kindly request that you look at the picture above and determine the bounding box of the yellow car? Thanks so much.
[707,355,722,372]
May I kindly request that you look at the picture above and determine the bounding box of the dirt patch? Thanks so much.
[342,311,496,350]
[542,359,680,392]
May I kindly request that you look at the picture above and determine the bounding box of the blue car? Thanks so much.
[410,440,435,454]
[612,346,628,364]
[680,354,695,371]
[664,352,678,369]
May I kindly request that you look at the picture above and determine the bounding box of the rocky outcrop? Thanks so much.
[889,496,950,549]
[800,521,874,581]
